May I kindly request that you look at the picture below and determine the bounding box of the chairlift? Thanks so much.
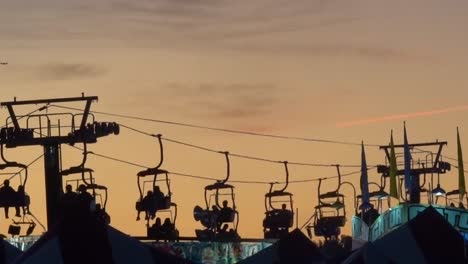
[0,144,30,215]
[263,161,294,239]
[61,143,109,211]
[135,135,172,221]
[312,166,347,240]
[10,215,37,236]
[194,152,240,242]
[147,202,179,241]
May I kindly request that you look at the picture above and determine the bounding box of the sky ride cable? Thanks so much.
[63,143,367,185]
[0,105,50,129]
[48,104,379,147]
[118,123,368,168]
[0,154,45,184]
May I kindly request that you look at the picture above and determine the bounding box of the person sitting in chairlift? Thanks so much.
[150,217,162,240]
[14,185,29,217]
[142,190,156,220]
[161,217,173,239]
[61,184,79,216]
[77,184,93,214]
[153,186,165,209]
[217,223,229,239]
[219,200,234,223]
[0,180,17,218]
[94,203,111,224]
[209,205,220,230]
[361,204,379,226]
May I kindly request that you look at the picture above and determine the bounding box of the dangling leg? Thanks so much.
[15,206,20,217]
[4,206,9,218]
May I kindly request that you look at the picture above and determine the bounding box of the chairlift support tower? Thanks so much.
[0,95,118,230]
[379,141,450,204]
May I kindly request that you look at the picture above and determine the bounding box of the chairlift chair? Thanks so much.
[0,144,30,213]
[313,167,347,240]
[61,143,109,211]
[135,135,172,221]
[10,216,37,236]
[263,162,294,239]
[147,202,179,241]
[194,152,240,242]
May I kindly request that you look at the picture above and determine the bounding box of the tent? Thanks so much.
[0,237,23,264]
[343,242,392,264]
[344,206,466,264]
[13,214,191,264]
[239,229,324,264]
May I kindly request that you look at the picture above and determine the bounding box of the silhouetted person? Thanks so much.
[0,180,16,218]
[77,184,93,215]
[150,217,162,239]
[210,205,220,230]
[14,185,29,217]
[142,190,156,220]
[94,203,111,224]
[459,202,466,209]
[450,202,456,207]
[219,200,234,224]
[228,227,240,240]
[153,186,164,209]
[61,184,79,218]
[161,217,172,238]
[154,217,162,228]
[362,204,380,226]
[217,223,229,240]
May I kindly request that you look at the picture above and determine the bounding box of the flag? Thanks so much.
[389,130,399,199]
[403,122,412,191]
[360,141,370,208]
[457,127,466,200]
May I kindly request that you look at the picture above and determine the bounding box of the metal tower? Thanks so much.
[378,141,451,204]
[0,95,119,230]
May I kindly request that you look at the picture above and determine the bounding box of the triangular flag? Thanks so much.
[457,127,466,200]
[403,122,412,191]
[389,130,399,199]
[360,141,370,208]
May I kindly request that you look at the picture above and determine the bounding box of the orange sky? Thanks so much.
[1,0,468,240]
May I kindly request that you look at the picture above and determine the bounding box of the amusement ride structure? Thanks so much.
[0,95,466,258]
[0,95,119,233]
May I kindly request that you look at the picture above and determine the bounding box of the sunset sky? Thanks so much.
[1,0,468,239]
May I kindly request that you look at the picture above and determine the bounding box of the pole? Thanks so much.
[43,144,63,230]
[409,173,420,204]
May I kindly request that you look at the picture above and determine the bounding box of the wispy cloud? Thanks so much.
[37,63,105,80]
[336,105,468,128]
[164,82,278,119]
[0,0,437,62]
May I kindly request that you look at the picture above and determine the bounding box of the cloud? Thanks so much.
[163,82,278,119]
[37,63,106,80]
[0,0,436,62]
[336,105,468,128]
